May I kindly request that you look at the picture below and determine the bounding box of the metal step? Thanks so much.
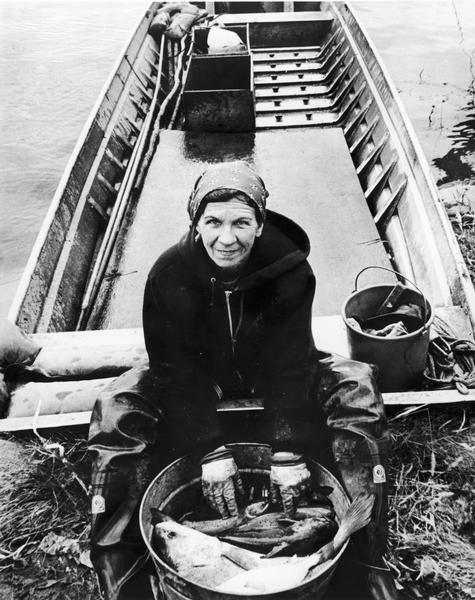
[254,61,354,99]
[253,49,323,62]
[256,96,334,112]
[254,61,325,74]
[254,52,348,86]
[255,70,329,85]
[256,111,339,129]
[254,82,333,98]
[252,44,344,130]
[252,45,321,56]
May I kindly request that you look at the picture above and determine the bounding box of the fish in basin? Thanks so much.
[183,501,338,556]
[222,505,338,556]
[216,493,375,595]
[151,511,265,588]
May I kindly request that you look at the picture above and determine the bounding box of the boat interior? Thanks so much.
[13,4,474,338]
[5,3,475,429]
[88,127,394,329]
[83,5,471,345]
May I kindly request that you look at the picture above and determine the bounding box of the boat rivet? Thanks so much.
[296,63,301,67]
[274,101,281,107]
[276,115,283,123]
[300,86,306,91]
[271,64,276,69]
[271,75,277,81]
[298,74,304,79]
[306,114,313,121]
[303,98,309,105]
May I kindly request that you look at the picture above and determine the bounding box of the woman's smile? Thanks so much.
[196,199,263,271]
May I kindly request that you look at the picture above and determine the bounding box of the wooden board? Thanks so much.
[89,128,394,328]
[3,306,471,424]
[1,387,475,433]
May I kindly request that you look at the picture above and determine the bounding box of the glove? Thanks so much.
[270,452,311,516]
[201,446,245,518]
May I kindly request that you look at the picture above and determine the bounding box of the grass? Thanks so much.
[0,434,99,600]
[0,406,474,600]
[387,405,475,600]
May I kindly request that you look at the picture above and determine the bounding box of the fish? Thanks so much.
[179,500,270,536]
[221,506,338,556]
[151,510,265,588]
[182,500,335,539]
[216,493,375,595]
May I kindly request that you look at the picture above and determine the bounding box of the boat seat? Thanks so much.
[216,11,334,49]
[88,128,394,329]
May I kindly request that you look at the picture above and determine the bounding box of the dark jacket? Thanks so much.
[143,210,318,453]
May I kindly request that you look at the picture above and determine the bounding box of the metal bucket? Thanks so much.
[140,443,351,600]
[342,268,433,393]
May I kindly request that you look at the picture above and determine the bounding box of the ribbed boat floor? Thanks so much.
[88,128,394,329]
[253,44,343,128]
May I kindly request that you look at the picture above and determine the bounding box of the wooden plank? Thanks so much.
[1,386,474,434]
[0,306,469,422]
[384,390,475,406]
[33,328,144,348]
[218,390,475,410]
[6,378,113,419]
[0,412,93,432]
[26,304,472,368]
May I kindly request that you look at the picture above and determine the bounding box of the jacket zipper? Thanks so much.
[224,291,235,350]
[224,289,244,386]
[209,277,216,306]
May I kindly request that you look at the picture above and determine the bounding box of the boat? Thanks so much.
[2,1,475,434]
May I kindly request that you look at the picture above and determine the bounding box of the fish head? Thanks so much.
[152,520,222,571]
[151,520,182,564]
[150,508,174,526]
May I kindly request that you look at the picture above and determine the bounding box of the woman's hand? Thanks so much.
[270,452,311,516]
[201,446,245,518]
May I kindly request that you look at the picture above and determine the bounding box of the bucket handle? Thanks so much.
[353,266,431,331]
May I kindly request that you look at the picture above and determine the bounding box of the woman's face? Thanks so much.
[196,199,263,271]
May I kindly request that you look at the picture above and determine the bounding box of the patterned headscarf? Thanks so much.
[188,161,268,224]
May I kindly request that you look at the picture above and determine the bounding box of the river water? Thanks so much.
[1,1,475,319]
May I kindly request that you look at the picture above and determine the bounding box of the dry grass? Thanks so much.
[387,406,475,599]
[0,410,474,599]
[0,434,99,600]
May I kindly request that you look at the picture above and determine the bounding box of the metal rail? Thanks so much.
[76,36,166,329]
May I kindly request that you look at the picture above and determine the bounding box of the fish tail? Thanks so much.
[306,493,375,569]
[335,492,374,546]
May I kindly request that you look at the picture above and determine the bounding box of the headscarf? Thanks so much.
[187,161,268,224]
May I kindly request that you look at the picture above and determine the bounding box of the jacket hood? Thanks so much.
[178,210,311,291]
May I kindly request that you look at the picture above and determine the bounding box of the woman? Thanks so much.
[89,161,402,600]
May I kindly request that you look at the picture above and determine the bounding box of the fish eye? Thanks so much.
[166,531,177,539]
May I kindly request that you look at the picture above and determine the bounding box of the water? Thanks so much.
[0,1,149,317]
[1,1,475,319]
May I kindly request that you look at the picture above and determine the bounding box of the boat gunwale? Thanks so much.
[333,2,475,330]
[7,2,159,328]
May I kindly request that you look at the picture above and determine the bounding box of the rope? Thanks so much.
[423,317,475,394]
